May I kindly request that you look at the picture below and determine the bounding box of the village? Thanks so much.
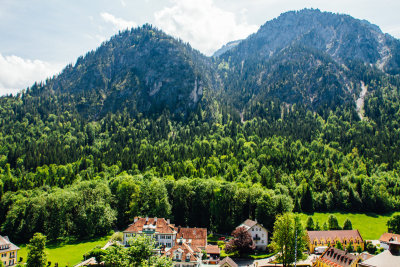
[1,216,396,267]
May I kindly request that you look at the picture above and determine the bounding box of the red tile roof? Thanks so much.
[175,226,207,252]
[379,232,400,243]
[317,247,358,267]
[307,230,364,244]
[123,217,175,234]
[206,245,220,255]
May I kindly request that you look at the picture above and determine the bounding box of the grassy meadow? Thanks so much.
[17,235,110,266]
[298,212,400,240]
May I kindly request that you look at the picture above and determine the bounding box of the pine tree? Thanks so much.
[343,218,353,230]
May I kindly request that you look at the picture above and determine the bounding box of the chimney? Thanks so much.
[167,219,170,224]
[134,217,138,223]
[146,217,149,224]
[154,217,158,224]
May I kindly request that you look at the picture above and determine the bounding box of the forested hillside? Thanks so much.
[1,9,400,243]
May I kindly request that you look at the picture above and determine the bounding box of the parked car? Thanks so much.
[314,246,328,254]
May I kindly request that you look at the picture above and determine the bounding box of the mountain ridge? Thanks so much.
[14,9,400,122]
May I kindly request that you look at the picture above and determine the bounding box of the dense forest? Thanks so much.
[1,10,400,243]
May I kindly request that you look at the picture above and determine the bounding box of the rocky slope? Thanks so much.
[29,24,221,119]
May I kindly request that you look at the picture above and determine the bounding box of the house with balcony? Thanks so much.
[0,236,19,266]
[123,217,176,248]
[123,217,210,267]
[236,219,269,250]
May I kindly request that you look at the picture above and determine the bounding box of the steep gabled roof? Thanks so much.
[236,219,260,231]
[0,235,19,253]
[123,217,175,234]
[166,242,198,262]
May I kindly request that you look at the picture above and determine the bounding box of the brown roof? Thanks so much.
[307,230,364,243]
[379,232,400,243]
[219,256,238,267]
[317,247,359,267]
[175,227,207,251]
[123,217,175,234]
[206,245,220,255]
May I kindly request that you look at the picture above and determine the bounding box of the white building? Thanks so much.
[236,219,269,250]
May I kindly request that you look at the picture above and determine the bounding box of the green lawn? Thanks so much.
[298,212,400,240]
[17,235,111,266]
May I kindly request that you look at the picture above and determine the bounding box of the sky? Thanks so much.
[0,0,399,96]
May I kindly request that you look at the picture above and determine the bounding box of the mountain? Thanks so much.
[217,9,400,113]
[19,9,400,120]
[220,9,400,72]
[28,24,221,119]
[213,40,242,57]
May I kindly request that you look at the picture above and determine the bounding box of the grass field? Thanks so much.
[298,212,400,240]
[17,235,111,266]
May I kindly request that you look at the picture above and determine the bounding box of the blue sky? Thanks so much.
[0,0,399,95]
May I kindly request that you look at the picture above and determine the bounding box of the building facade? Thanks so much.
[236,219,268,250]
[123,217,176,247]
[123,217,209,267]
[0,236,19,266]
[307,230,364,253]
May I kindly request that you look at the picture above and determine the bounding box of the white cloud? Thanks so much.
[154,0,258,55]
[0,54,63,96]
[100,12,136,31]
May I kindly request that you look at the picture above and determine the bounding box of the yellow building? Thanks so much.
[307,230,364,253]
[0,235,19,266]
[313,247,362,267]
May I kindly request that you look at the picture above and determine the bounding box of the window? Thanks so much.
[262,234,264,237]
[262,240,264,243]
[1,253,6,258]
